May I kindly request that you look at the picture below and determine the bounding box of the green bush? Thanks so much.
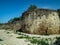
[57,9,60,18]
[54,37,60,45]
[8,17,20,23]
[0,39,3,41]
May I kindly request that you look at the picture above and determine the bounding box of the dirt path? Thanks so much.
[0,30,29,45]
[0,30,60,45]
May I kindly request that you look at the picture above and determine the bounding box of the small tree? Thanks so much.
[28,5,37,11]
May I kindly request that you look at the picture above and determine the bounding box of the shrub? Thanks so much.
[57,9,60,18]
[8,17,20,23]
[0,39,3,41]
[28,5,37,11]
[54,37,60,45]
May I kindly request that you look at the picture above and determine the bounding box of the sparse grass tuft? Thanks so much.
[6,32,10,34]
[28,44,30,45]
[16,36,24,39]
[16,35,31,39]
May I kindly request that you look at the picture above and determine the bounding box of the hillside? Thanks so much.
[0,5,60,35]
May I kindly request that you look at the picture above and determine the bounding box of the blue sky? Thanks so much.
[0,0,60,23]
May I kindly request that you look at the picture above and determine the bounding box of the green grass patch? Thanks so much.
[16,34,49,45]
[29,38,49,45]
[16,35,31,39]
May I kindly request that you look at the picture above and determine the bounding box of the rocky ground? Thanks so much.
[0,29,60,45]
